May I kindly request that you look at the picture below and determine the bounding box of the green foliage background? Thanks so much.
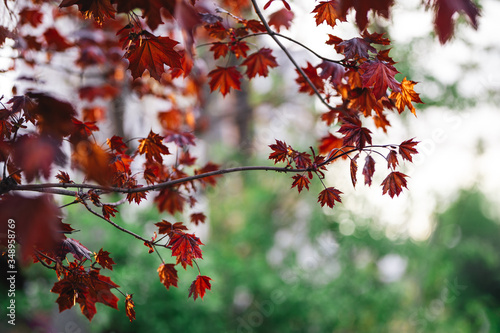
[2,162,499,332]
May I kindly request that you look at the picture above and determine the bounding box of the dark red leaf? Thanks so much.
[168,232,203,269]
[338,117,372,150]
[126,31,182,81]
[95,248,116,270]
[386,150,398,169]
[318,187,342,208]
[362,155,376,186]
[268,8,294,32]
[360,59,400,99]
[291,174,310,193]
[381,171,408,198]
[399,138,419,162]
[241,48,278,79]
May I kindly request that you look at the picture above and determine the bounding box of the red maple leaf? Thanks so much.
[24,92,76,140]
[318,187,342,208]
[59,0,116,25]
[241,48,278,79]
[210,42,229,59]
[0,194,63,262]
[19,8,44,28]
[295,62,324,95]
[208,66,242,96]
[188,275,212,301]
[291,174,310,193]
[168,232,203,269]
[102,205,118,220]
[381,171,408,198]
[362,155,376,186]
[195,162,221,187]
[338,117,372,150]
[336,37,377,60]
[72,140,114,186]
[268,8,294,32]
[95,248,116,270]
[56,170,73,183]
[155,220,188,235]
[389,77,423,115]
[126,31,182,81]
[190,213,206,225]
[106,135,128,153]
[137,130,170,164]
[157,263,179,289]
[339,0,394,31]
[51,266,119,321]
[116,0,175,31]
[350,154,359,187]
[155,188,186,215]
[269,139,290,164]
[312,1,346,27]
[386,150,398,169]
[12,135,66,182]
[399,138,419,162]
[360,59,400,99]
[318,133,343,156]
[43,27,72,51]
[431,0,480,43]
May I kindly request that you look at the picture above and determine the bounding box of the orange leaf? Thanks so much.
[389,77,423,115]
[381,171,408,198]
[312,0,346,27]
[125,294,136,322]
[399,138,419,162]
[158,263,179,290]
[318,133,343,156]
[241,48,278,79]
[188,275,212,301]
[318,187,342,208]
[137,130,170,164]
[208,66,242,96]
[72,140,114,186]
[126,31,181,81]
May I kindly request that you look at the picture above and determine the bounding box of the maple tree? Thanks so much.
[0,0,480,323]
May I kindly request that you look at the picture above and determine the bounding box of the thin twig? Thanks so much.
[79,197,151,243]
[249,0,342,112]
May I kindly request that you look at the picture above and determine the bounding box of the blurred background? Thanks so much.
[1,0,500,332]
